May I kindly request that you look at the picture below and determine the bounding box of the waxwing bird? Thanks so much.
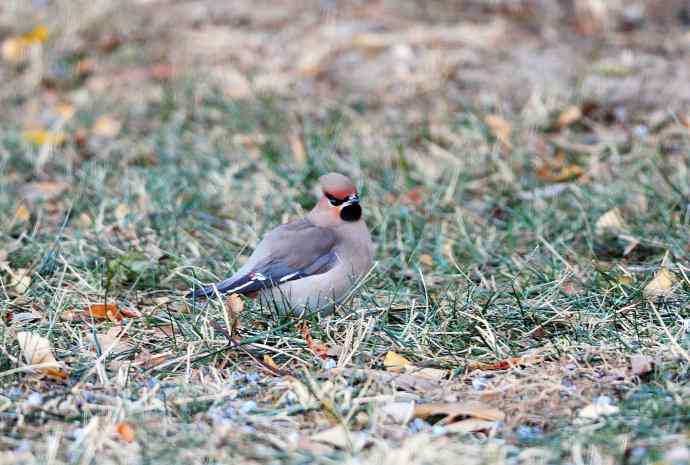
[187,173,375,316]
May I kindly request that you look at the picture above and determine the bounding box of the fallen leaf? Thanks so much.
[302,323,329,359]
[15,332,67,379]
[484,114,512,148]
[289,133,306,165]
[22,25,49,43]
[419,254,434,267]
[643,267,676,300]
[92,326,133,354]
[263,354,280,372]
[85,303,141,322]
[414,401,505,424]
[595,208,627,236]
[381,401,415,424]
[9,270,32,295]
[383,351,447,379]
[578,402,618,419]
[115,422,136,443]
[14,204,30,222]
[537,163,584,182]
[445,418,499,434]
[467,350,544,371]
[329,368,439,392]
[23,130,66,146]
[384,351,412,373]
[20,181,69,202]
[133,350,170,369]
[311,425,366,450]
[630,354,653,376]
[555,105,583,129]
[92,116,122,138]
[225,293,244,335]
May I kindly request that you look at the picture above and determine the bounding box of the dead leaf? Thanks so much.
[537,163,584,182]
[467,350,544,371]
[14,204,30,222]
[133,350,170,369]
[92,116,122,138]
[595,208,627,236]
[85,303,141,322]
[225,293,244,335]
[20,181,69,202]
[381,401,415,424]
[383,351,447,380]
[92,326,133,354]
[644,267,677,300]
[263,354,280,372]
[330,368,439,392]
[311,425,366,450]
[484,115,512,148]
[15,332,67,379]
[445,418,499,434]
[630,354,653,376]
[289,133,306,165]
[22,25,49,43]
[302,323,329,359]
[23,130,66,146]
[555,106,583,129]
[578,402,618,420]
[413,401,505,424]
[384,351,412,373]
[115,422,136,443]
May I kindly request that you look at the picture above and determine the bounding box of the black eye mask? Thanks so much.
[326,193,345,206]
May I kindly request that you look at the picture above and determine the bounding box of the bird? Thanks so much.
[187,172,375,316]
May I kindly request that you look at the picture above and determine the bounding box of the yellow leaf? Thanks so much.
[595,208,627,236]
[484,115,512,148]
[22,25,49,43]
[14,204,30,222]
[263,354,280,372]
[414,401,505,424]
[644,267,676,300]
[92,116,122,138]
[23,129,66,146]
[15,332,67,379]
[384,351,412,373]
[419,254,433,267]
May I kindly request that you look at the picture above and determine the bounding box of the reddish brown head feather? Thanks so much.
[319,173,356,198]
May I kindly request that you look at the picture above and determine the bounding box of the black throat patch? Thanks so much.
[340,203,362,222]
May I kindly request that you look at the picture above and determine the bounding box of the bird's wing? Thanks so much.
[187,218,339,298]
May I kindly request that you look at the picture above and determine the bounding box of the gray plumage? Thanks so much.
[188,173,375,316]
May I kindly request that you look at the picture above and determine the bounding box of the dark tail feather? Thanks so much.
[186,285,217,299]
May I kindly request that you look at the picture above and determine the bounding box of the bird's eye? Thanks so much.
[326,194,344,206]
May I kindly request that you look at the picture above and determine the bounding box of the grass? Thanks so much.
[1,1,690,464]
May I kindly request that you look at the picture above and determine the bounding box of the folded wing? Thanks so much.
[187,218,339,298]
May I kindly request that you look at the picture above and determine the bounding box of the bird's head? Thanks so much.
[311,172,362,225]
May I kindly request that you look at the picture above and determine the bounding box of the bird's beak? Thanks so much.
[341,194,360,208]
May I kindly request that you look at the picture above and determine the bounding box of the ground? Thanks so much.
[1,1,689,464]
